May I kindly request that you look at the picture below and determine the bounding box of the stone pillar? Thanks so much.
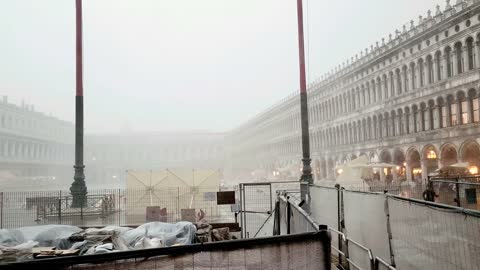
[446,103,452,127]
[433,58,439,82]
[452,50,459,76]
[463,46,469,72]
[406,161,413,182]
[410,68,416,90]
[396,72,402,94]
[386,78,391,99]
[476,41,480,69]
[419,109,425,131]
[457,100,462,125]
[377,81,382,101]
[392,167,398,182]
[405,113,410,134]
[416,66,422,88]
[421,158,428,182]
[433,106,439,129]
[467,98,473,124]
[443,55,449,79]
[380,167,386,183]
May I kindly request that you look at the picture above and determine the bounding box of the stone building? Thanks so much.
[227,0,480,183]
[0,96,74,182]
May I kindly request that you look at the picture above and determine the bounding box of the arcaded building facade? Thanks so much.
[228,0,480,183]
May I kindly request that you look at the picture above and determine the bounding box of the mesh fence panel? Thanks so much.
[0,187,236,229]
[241,184,272,238]
[388,196,480,270]
[310,186,338,230]
[343,191,391,265]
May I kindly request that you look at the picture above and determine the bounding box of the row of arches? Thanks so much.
[311,89,480,148]
[309,35,480,125]
[0,138,71,163]
[311,140,480,182]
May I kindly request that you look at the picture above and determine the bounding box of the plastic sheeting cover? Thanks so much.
[343,191,391,266]
[388,197,480,270]
[120,222,196,248]
[0,225,81,247]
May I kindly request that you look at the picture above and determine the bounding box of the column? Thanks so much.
[409,68,415,90]
[395,72,401,94]
[416,65,422,88]
[463,46,469,72]
[446,103,452,127]
[433,106,440,129]
[457,100,462,125]
[476,42,480,69]
[392,168,398,182]
[405,112,410,134]
[385,78,391,99]
[406,161,413,182]
[443,55,449,79]
[452,50,459,76]
[421,159,428,182]
[433,58,439,82]
[420,109,425,131]
[380,167,386,183]
[467,98,473,124]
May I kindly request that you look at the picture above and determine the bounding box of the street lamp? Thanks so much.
[70,0,87,207]
[296,0,313,185]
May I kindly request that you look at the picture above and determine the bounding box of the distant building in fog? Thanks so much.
[84,132,226,187]
[227,1,480,183]
[0,96,225,189]
[0,96,74,185]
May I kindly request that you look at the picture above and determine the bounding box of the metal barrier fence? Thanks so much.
[428,176,480,210]
[304,185,480,270]
[239,181,300,238]
[1,231,332,270]
[0,187,237,229]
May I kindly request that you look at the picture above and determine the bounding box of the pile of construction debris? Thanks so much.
[0,221,238,263]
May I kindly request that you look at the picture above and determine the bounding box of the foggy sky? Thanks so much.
[0,0,443,134]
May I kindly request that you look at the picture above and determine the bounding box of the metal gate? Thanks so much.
[239,181,301,238]
[239,183,273,238]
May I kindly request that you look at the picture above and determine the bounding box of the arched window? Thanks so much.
[445,46,453,78]
[435,51,442,81]
[455,42,463,74]
[410,63,416,90]
[450,101,458,126]
[472,93,480,123]
[418,59,425,87]
[466,37,475,70]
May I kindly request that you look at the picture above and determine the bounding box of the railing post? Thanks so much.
[384,192,396,268]
[0,192,3,229]
[455,177,461,207]
[300,182,310,213]
[286,196,291,235]
[58,191,62,224]
[335,184,343,267]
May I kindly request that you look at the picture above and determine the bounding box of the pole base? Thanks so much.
[70,165,87,208]
[300,158,313,184]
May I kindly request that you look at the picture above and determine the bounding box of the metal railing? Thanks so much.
[0,187,237,229]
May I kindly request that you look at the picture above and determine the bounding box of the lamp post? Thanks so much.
[296,0,313,185]
[70,0,87,207]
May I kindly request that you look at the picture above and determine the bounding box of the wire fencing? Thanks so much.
[300,185,480,270]
[0,187,237,229]
[428,176,480,210]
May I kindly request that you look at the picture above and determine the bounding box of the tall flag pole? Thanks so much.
[296,0,313,185]
[71,0,87,207]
